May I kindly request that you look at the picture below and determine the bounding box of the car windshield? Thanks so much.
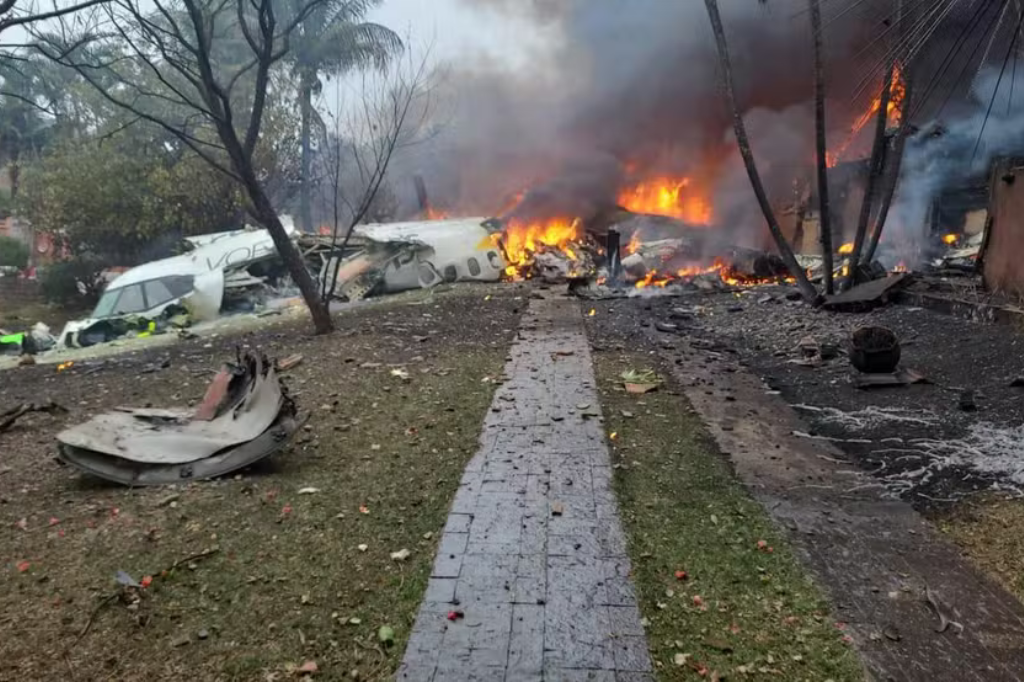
[90,288,123,319]
[90,275,196,319]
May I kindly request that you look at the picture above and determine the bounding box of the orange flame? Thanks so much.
[618,176,713,224]
[425,207,449,221]
[497,217,582,278]
[838,242,854,255]
[942,233,958,245]
[633,258,794,290]
[828,63,906,168]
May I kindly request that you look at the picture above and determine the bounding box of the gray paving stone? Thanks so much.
[399,298,649,681]
[610,637,652,673]
[542,668,616,682]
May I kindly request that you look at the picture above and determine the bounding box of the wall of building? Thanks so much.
[984,161,1024,298]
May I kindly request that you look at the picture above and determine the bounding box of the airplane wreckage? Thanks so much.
[56,350,300,486]
[48,216,505,351]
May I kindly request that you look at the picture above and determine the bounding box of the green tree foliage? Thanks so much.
[39,257,105,307]
[20,137,245,265]
[0,234,28,268]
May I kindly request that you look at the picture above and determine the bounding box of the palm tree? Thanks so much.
[809,0,834,295]
[287,0,402,233]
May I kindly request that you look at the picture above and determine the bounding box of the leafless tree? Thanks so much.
[703,0,819,303]
[31,0,342,333]
[809,0,834,294]
[317,49,435,302]
[0,0,107,37]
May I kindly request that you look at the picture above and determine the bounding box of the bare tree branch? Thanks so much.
[0,0,109,35]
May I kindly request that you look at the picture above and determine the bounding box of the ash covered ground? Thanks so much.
[589,286,1024,508]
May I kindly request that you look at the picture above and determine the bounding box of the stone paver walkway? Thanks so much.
[398,297,652,682]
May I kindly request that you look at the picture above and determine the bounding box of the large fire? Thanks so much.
[618,177,713,225]
[634,258,794,289]
[497,217,582,278]
[827,64,906,168]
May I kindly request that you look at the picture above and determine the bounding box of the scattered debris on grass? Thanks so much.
[594,351,863,681]
[621,368,661,395]
[55,350,298,486]
[0,401,67,433]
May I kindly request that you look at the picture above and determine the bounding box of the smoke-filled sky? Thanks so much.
[366,0,558,70]
[369,0,1024,264]
[379,0,879,240]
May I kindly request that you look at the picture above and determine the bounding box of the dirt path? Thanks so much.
[399,296,652,681]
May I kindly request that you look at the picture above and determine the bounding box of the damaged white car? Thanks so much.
[60,219,296,348]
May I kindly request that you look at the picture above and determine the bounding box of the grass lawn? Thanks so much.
[939,496,1024,603]
[594,351,865,681]
[0,286,522,681]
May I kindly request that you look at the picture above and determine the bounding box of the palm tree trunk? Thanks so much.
[810,0,834,294]
[864,0,910,265]
[846,62,894,288]
[703,0,819,303]
[299,75,314,234]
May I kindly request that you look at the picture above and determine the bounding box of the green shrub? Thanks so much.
[0,235,29,268]
[40,258,106,308]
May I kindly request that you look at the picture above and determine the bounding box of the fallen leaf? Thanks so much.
[48,517,60,527]
[140,575,153,588]
[447,611,464,621]
[282,504,293,516]
[551,502,564,517]
[298,488,320,495]
[359,505,370,514]
[357,544,368,552]
[756,540,768,550]
[390,368,411,381]
[16,561,30,573]
[378,625,395,646]
[675,570,688,581]
[297,660,318,675]
[390,549,411,561]
[620,411,634,419]
[625,383,658,395]
[14,518,27,531]
[347,617,361,625]
[673,653,691,666]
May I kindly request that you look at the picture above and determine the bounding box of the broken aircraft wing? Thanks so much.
[56,351,299,485]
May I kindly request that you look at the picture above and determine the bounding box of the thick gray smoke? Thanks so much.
[392,0,875,244]
[888,64,1024,266]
